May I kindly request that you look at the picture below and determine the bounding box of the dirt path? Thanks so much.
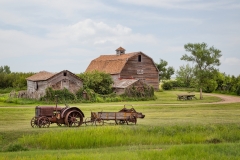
[204,93,240,104]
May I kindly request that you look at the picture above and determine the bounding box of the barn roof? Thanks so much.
[112,79,138,89]
[85,52,139,74]
[26,71,56,81]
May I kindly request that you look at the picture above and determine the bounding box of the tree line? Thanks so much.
[0,66,34,90]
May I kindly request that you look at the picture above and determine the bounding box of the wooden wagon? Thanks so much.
[85,105,145,126]
[177,94,197,100]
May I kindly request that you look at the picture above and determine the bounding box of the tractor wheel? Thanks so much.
[38,116,50,128]
[30,117,38,128]
[65,110,83,127]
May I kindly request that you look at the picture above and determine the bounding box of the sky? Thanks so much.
[0,0,240,76]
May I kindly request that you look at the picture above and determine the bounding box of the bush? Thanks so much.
[41,87,76,103]
[123,85,154,98]
[236,86,240,96]
[162,81,173,90]
[78,71,113,95]
[202,80,218,93]
[6,144,28,152]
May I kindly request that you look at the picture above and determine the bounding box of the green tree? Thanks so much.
[181,42,222,99]
[155,59,175,80]
[0,65,11,74]
[176,64,195,88]
[78,70,113,95]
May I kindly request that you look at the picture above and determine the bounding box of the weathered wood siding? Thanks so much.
[27,80,48,99]
[111,74,120,81]
[120,53,159,90]
[27,71,83,99]
[48,71,83,93]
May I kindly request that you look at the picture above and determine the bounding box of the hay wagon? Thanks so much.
[85,105,145,126]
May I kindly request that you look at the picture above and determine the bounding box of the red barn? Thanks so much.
[86,47,159,91]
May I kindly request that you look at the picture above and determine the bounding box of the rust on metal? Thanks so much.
[30,100,85,128]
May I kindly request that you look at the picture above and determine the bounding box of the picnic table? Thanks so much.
[177,94,197,100]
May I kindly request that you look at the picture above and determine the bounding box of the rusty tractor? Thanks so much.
[30,101,84,128]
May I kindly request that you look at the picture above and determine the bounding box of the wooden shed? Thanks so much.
[26,70,83,99]
[112,78,149,95]
[86,47,159,90]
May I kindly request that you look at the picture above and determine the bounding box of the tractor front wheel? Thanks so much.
[30,117,38,128]
[38,116,50,128]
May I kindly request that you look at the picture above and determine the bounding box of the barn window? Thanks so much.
[138,55,142,62]
[63,72,67,76]
[137,69,144,74]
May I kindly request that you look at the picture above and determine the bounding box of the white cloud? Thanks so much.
[221,57,240,66]
[48,19,158,46]
[0,19,158,60]
[118,0,240,10]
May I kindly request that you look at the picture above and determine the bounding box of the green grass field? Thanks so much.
[0,91,240,160]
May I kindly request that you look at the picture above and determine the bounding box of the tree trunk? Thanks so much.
[200,88,203,100]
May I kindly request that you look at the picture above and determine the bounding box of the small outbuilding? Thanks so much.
[26,70,83,99]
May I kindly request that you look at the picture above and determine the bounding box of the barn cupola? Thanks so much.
[116,46,125,55]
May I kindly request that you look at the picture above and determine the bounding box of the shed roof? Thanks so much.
[85,52,139,74]
[26,70,81,82]
[26,71,56,81]
[112,79,138,89]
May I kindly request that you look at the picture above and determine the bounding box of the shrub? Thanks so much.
[41,87,76,103]
[6,144,28,152]
[202,80,218,93]
[162,81,173,90]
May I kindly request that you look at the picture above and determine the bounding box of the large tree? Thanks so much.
[155,59,175,80]
[181,42,222,99]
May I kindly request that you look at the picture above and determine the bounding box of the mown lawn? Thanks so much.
[0,91,240,160]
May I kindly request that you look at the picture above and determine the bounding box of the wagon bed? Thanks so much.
[85,105,145,126]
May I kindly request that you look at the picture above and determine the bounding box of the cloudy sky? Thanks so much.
[0,0,240,76]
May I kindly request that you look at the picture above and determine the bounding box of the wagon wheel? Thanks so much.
[128,116,137,125]
[38,116,50,128]
[30,117,38,128]
[132,116,137,125]
[85,117,94,126]
[65,110,83,127]
[95,118,104,126]
[115,120,126,125]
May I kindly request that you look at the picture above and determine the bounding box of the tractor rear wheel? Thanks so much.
[65,110,83,127]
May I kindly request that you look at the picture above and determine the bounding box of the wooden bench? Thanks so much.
[177,94,197,100]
